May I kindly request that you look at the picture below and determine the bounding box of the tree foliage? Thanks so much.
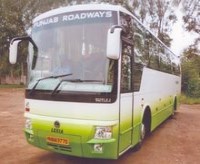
[181,0,200,55]
[181,48,200,98]
[0,0,29,78]
[130,0,178,47]
[182,0,200,34]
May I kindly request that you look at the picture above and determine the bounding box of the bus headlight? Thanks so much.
[94,126,112,139]
[25,118,32,130]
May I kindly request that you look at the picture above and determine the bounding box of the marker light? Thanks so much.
[94,126,112,139]
[25,107,30,112]
[25,102,30,112]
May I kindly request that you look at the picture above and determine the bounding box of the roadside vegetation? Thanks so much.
[0,84,24,88]
[181,94,200,105]
[181,47,200,104]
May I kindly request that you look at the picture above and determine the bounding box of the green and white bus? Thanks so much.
[9,4,181,159]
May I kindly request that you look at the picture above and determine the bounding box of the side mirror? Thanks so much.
[9,40,21,64]
[106,26,122,60]
[9,36,38,69]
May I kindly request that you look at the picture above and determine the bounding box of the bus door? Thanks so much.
[119,39,134,153]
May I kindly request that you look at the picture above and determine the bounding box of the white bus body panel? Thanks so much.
[25,99,119,121]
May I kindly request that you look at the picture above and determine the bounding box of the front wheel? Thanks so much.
[134,122,146,151]
[139,122,146,143]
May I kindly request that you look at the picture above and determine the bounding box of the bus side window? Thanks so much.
[132,20,146,91]
[133,62,143,92]
[121,43,132,93]
[148,36,160,70]
[133,21,148,66]
[159,46,171,74]
[172,62,181,76]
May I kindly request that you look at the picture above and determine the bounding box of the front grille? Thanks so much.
[47,143,72,152]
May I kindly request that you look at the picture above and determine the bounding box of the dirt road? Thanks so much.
[0,88,200,164]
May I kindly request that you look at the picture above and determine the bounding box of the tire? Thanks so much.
[134,108,151,151]
[170,99,177,118]
[134,122,146,151]
[140,122,146,142]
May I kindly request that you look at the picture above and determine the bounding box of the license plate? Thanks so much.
[46,136,69,145]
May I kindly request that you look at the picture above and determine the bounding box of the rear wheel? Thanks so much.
[171,98,177,118]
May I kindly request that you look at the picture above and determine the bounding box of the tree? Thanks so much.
[182,0,200,34]
[0,0,71,83]
[181,0,200,96]
[181,0,200,55]
[181,48,200,97]
[0,0,29,82]
[130,0,178,47]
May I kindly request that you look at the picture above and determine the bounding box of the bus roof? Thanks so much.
[33,4,132,23]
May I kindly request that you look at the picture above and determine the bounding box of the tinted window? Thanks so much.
[133,21,149,65]
[148,35,160,70]
[121,43,132,92]
[159,45,172,73]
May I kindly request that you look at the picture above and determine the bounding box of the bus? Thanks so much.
[9,4,181,159]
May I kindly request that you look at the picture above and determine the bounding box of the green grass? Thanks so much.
[181,94,200,104]
[0,84,25,88]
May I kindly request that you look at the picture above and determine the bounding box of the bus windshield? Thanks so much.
[28,10,117,93]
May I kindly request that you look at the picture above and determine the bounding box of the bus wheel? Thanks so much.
[134,122,146,151]
[140,122,146,141]
[171,99,177,118]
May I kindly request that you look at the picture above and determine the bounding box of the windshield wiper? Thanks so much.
[51,79,104,96]
[29,73,72,95]
[68,79,104,83]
